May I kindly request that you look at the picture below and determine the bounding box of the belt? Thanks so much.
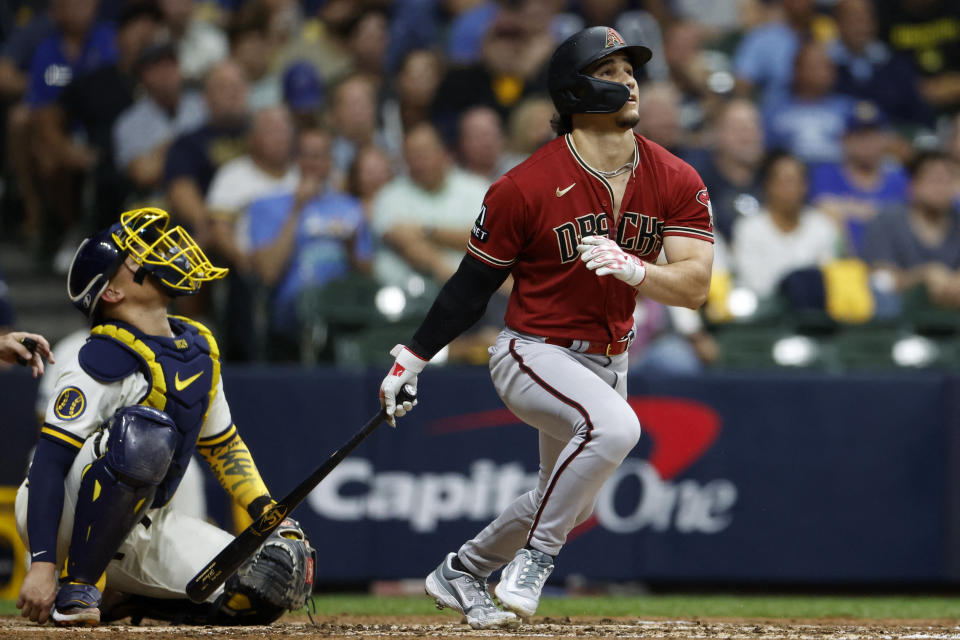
[543,331,634,356]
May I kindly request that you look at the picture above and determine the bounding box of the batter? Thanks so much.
[379,27,715,628]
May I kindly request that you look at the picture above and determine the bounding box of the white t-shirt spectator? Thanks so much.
[732,208,841,298]
[206,156,299,251]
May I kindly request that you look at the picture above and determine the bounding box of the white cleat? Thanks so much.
[495,548,554,617]
[425,553,519,629]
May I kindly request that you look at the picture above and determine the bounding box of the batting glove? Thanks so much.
[379,344,427,426]
[577,235,646,287]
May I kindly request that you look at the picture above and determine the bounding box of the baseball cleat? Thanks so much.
[52,581,102,627]
[495,548,554,617]
[425,553,519,629]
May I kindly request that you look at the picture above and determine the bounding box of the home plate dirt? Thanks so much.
[2,616,960,639]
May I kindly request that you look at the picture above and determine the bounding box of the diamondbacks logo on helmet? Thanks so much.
[605,28,626,48]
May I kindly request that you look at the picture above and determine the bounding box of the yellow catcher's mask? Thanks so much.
[111,207,228,296]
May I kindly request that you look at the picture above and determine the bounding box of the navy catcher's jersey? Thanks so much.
[41,315,233,503]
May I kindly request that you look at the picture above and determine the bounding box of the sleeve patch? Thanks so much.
[696,188,714,227]
[471,204,490,244]
[52,388,87,421]
[78,336,142,382]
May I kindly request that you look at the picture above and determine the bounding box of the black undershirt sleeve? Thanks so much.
[408,254,511,359]
[27,437,80,562]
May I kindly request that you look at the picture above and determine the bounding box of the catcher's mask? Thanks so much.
[68,207,228,318]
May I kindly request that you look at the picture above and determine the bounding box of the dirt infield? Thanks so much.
[2,615,960,639]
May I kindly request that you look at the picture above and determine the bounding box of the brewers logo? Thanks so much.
[54,387,86,420]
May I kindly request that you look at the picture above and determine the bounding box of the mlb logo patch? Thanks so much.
[605,28,626,48]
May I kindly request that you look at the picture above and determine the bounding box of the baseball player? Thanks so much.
[379,27,714,628]
[15,208,315,627]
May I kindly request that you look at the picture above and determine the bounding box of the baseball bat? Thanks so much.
[185,387,414,603]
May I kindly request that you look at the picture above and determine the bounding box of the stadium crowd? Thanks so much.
[0,0,959,369]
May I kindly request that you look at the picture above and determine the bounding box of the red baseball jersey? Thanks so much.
[467,132,714,343]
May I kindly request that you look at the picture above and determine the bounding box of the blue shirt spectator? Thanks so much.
[445,1,497,65]
[26,21,116,108]
[248,128,373,334]
[810,101,910,256]
[733,21,801,108]
[810,162,908,254]
[764,94,855,165]
[763,42,855,165]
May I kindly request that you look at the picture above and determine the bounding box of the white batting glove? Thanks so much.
[577,235,647,287]
[379,344,427,426]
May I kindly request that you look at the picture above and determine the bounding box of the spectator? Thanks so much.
[732,152,841,299]
[444,0,498,66]
[269,0,353,85]
[662,20,714,136]
[371,122,489,295]
[558,0,670,80]
[113,41,207,196]
[31,2,162,236]
[204,105,297,360]
[763,41,856,165]
[248,127,372,355]
[432,8,552,142]
[692,98,765,243]
[503,96,555,166]
[25,0,115,110]
[206,105,298,269]
[810,101,909,257]
[329,73,386,181]
[381,48,444,159]
[282,60,323,130]
[159,0,228,86]
[829,0,933,130]
[346,8,389,78]
[863,151,960,308]
[633,82,688,156]
[457,106,512,184]
[164,58,249,244]
[733,0,816,108]
[11,0,116,240]
[228,6,281,110]
[876,0,960,115]
[0,4,56,236]
[628,298,718,375]
[347,144,394,221]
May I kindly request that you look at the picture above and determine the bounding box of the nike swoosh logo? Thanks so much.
[556,183,576,197]
[174,371,203,391]
[32,551,44,558]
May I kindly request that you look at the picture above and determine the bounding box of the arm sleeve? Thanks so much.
[26,437,80,561]
[408,254,511,359]
[196,427,271,518]
[663,162,715,243]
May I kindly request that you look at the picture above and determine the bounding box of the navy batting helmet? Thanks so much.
[67,207,228,318]
[548,26,652,116]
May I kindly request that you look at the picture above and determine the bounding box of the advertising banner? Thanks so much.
[226,367,952,584]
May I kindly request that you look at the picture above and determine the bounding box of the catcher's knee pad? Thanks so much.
[67,406,179,584]
[214,518,317,625]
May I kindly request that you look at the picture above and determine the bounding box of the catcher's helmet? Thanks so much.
[67,207,228,318]
[548,26,652,116]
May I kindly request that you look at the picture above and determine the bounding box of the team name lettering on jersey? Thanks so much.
[554,212,664,263]
[554,213,609,263]
[616,212,665,256]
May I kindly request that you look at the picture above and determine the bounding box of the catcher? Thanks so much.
[15,208,315,626]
